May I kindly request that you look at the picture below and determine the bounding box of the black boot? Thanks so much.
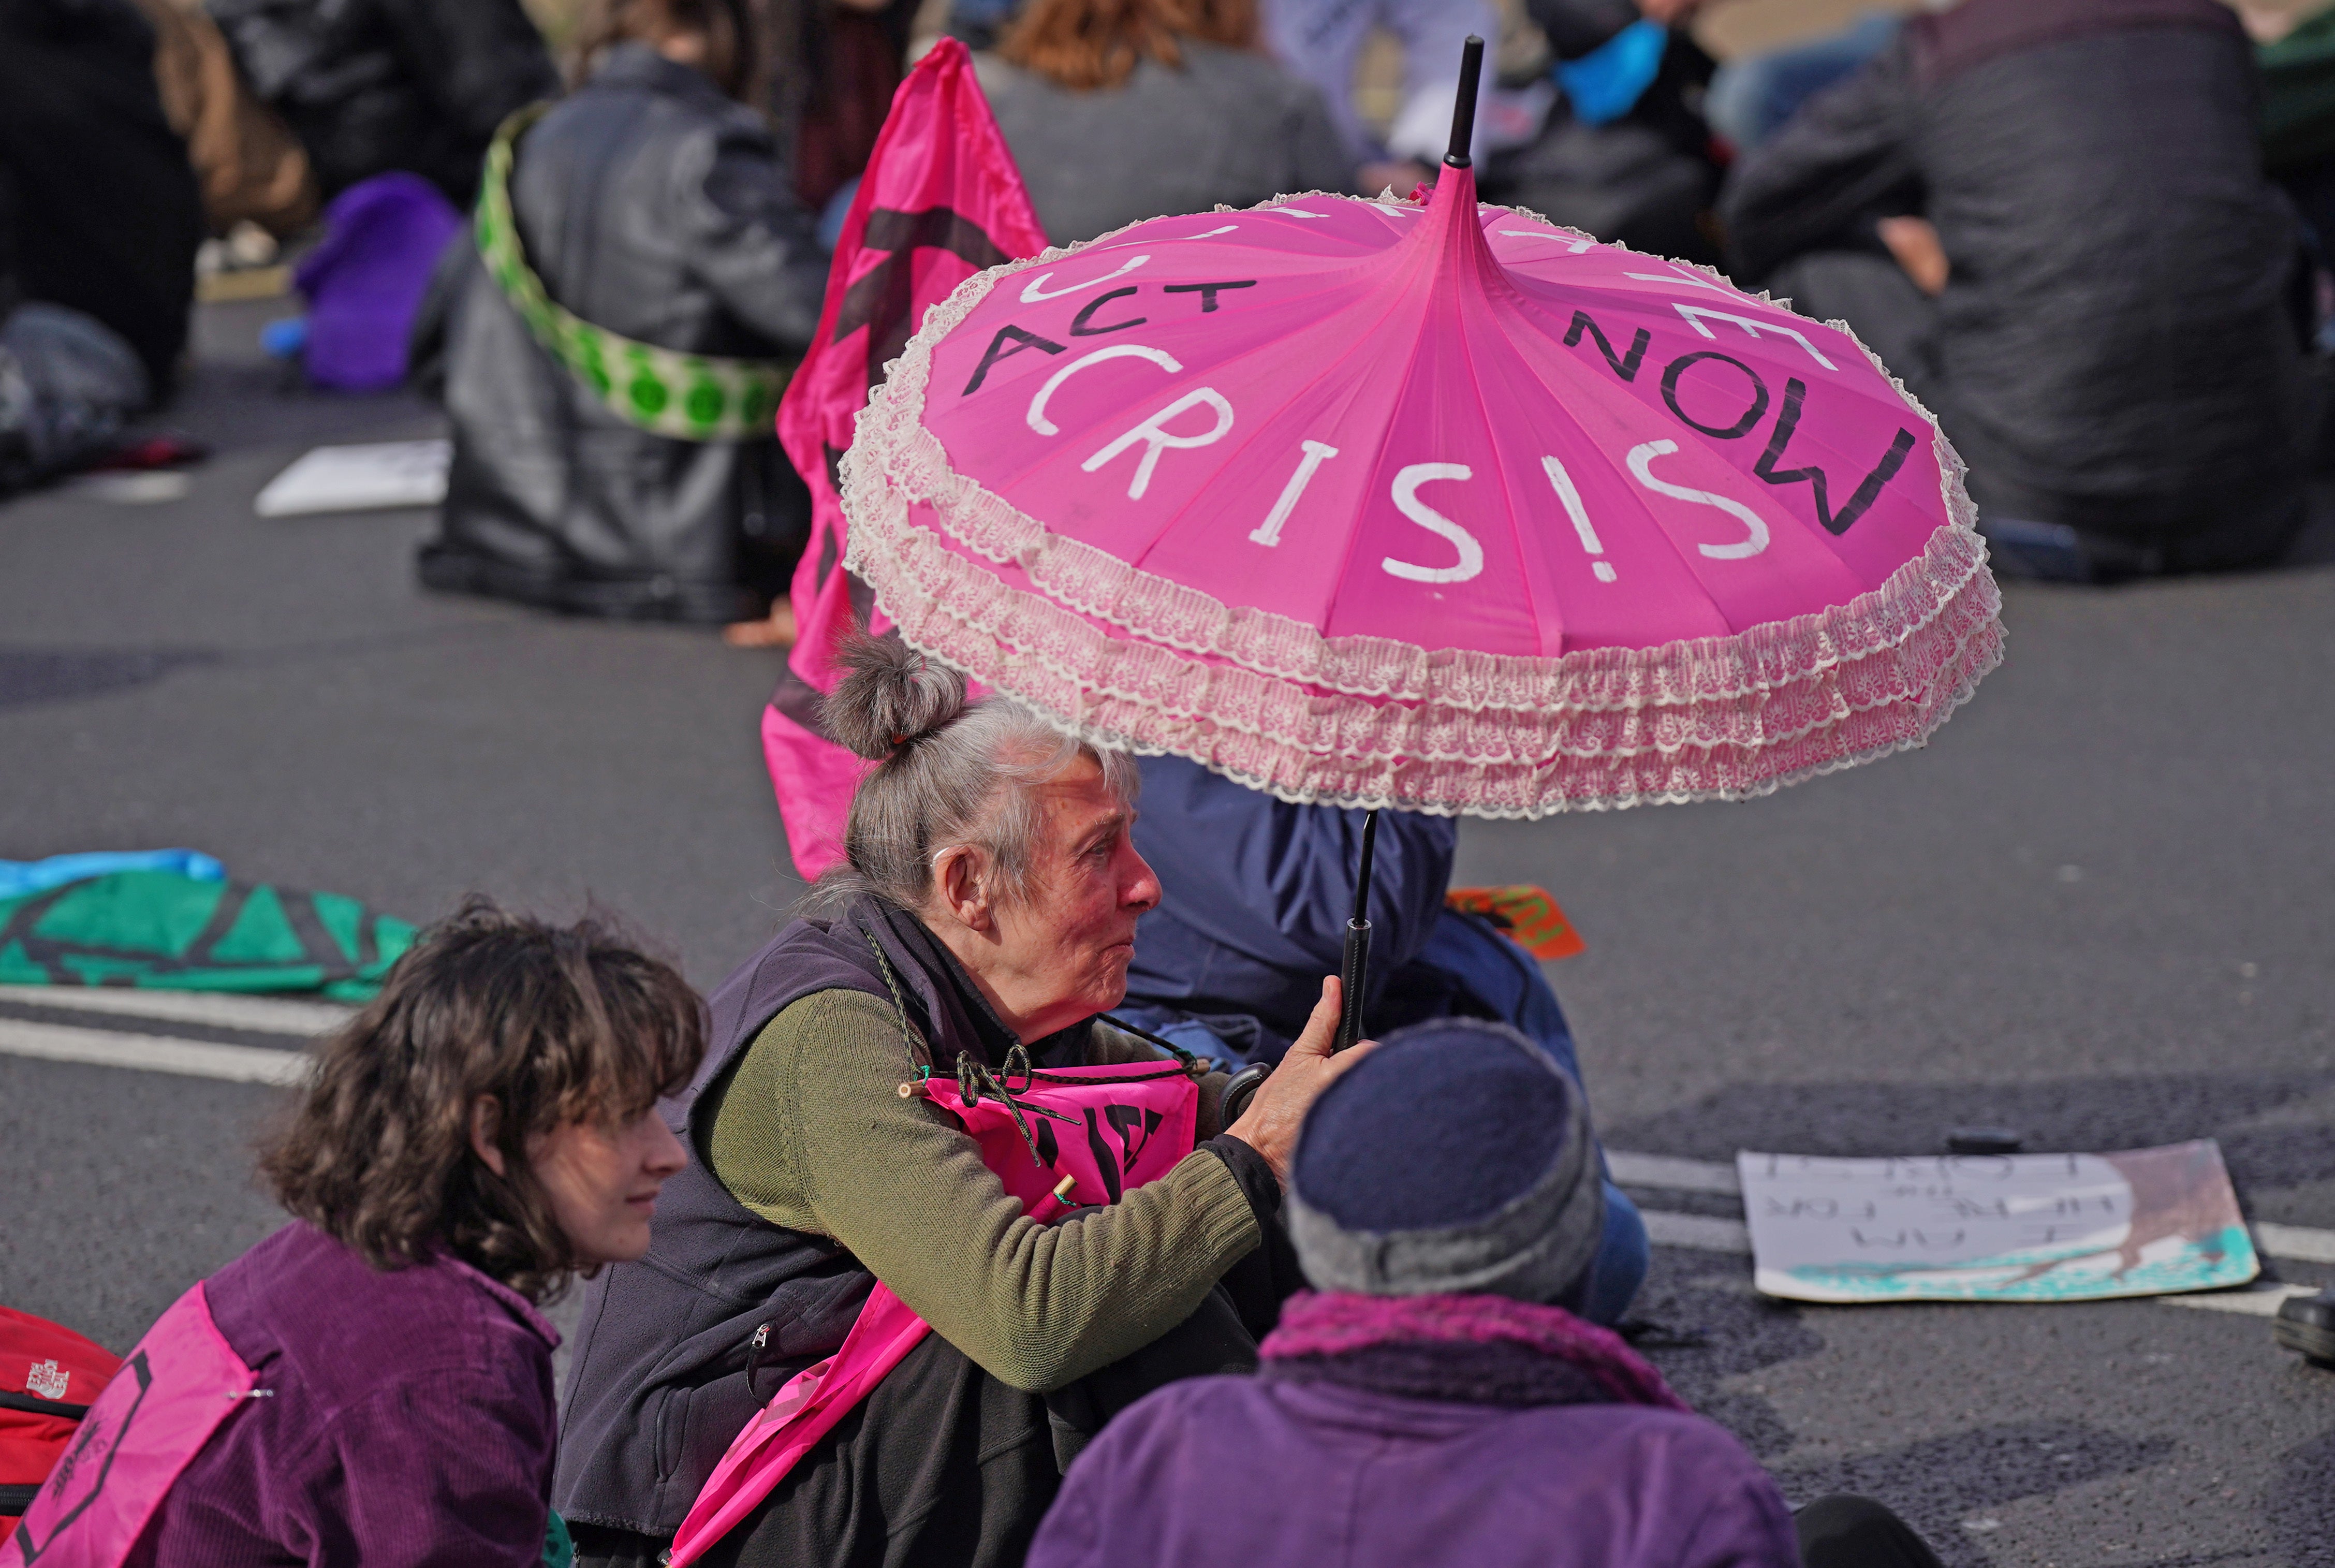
[2275,1289,2335,1367]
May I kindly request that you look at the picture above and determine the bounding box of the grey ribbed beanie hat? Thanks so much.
[1285,1019,1604,1304]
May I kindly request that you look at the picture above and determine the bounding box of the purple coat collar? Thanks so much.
[1260,1291,1686,1411]
[434,1247,563,1350]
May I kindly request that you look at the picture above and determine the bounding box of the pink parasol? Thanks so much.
[840,90,2000,816]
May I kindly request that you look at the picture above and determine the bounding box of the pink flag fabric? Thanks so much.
[840,164,2002,817]
[666,1059,1199,1566]
[767,38,1049,879]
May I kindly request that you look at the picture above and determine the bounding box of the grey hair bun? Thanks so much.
[821,633,968,762]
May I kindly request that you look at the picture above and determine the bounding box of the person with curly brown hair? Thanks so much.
[94,902,704,1566]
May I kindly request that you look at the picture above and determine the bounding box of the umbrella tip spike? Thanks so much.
[1445,35,1485,169]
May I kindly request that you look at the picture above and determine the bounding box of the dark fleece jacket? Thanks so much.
[1721,0,2309,522]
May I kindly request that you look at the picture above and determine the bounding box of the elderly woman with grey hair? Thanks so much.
[553,634,1369,1568]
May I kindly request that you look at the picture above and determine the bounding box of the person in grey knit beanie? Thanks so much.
[1286,1017,1607,1306]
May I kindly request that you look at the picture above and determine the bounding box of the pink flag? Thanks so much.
[766,39,1048,880]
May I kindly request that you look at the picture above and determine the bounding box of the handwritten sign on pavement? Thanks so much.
[1739,1140,2257,1303]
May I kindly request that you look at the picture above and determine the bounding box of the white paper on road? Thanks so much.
[254,439,450,517]
[1739,1141,2258,1303]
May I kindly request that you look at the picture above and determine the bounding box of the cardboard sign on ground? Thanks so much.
[1740,1140,2258,1303]
[254,439,449,517]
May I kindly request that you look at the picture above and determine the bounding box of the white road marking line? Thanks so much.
[2256,1223,2335,1265]
[0,1018,307,1086]
[1640,1211,1752,1253]
[1609,1151,1741,1195]
[2159,1283,2320,1316]
[0,984,350,1037]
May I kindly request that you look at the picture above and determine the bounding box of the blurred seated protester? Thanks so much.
[1028,1020,1954,1568]
[1482,0,1725,264]
[1262,0,1497,196]
[947,0,1020,50]
[2254,3,2335,276]
[125,0,318,238]
[413,0,828,624]
[2,902,703,1564]
[553,638,1361,1568]
[712,0,919,650]
[0,304,153,499]
[0,0,203,400]
[205,0,556,207]
[775,0,922,233]
[1114,753,1648,1326]
[0,173,154,497]
[1721,0,2313,583]
[973,0,1354,245]
[1703,10,1900,155]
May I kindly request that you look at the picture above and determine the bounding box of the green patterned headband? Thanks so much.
[476,105,796,443]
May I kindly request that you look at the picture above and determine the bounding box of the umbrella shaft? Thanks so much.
[1334,918,1372,1051]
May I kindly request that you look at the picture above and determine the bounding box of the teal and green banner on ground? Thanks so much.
[0,871,415,1001]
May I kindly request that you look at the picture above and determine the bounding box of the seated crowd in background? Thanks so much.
[9,0,2335,589]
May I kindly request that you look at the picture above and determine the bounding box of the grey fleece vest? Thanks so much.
[551,902,1002,1536]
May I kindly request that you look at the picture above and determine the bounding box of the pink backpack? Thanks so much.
[1,1285,257,1567]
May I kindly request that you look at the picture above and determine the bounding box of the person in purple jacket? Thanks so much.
[1027,1018,1945,1568]
[128,901,704,1566]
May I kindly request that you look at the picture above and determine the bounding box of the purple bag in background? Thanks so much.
[294,173,462,391]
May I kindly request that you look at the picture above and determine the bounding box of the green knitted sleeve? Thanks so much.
[706,989,1260,1392]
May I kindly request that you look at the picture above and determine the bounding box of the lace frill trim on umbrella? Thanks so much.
[840,195,2005,816]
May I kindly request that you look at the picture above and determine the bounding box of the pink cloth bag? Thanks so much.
[667,1058,1200,1566]
[2,1284,255,1567]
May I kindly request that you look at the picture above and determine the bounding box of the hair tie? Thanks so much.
[890,732,909,746]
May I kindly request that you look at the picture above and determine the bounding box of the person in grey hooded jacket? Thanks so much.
[415,0,828,624]
[1720,0,2311,582]
[972,0,1353,246]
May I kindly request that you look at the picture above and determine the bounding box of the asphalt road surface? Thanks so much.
[5,298,2333,1568]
